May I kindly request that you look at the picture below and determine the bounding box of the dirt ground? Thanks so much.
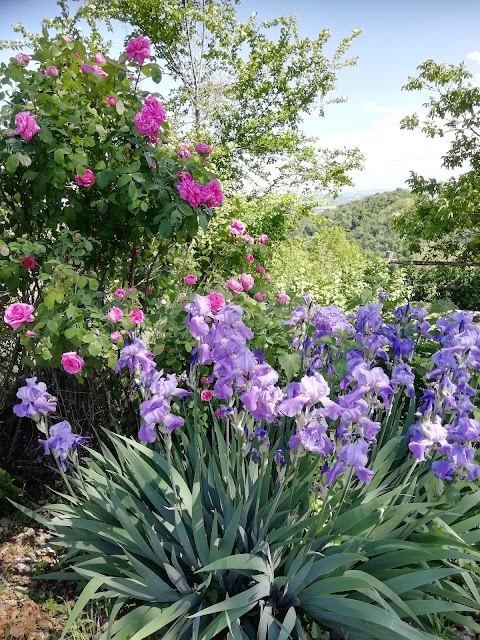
[0,514,102,640]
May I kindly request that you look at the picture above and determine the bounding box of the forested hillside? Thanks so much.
[322,188,414,257]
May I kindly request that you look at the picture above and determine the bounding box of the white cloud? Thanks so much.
[318,103,461,191]
[466,50,480,64]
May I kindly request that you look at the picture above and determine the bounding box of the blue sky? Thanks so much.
[2,0,479,190]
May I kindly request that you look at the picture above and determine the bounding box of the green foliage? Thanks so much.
[322,188,414,257]
[17,422,480,639]
[269,222,406,306]
[406,265,480,311]
[193,194,313,281]
[0,467,21,508]
[398,59,480,259]
[86,0,363,194]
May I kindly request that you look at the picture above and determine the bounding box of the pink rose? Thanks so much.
[4,303,35,329]
[225,278,243,295]
[215,408,222,418]
[202,179,224,208]
[201,389,213,401]
[26,330,36,338]
[255,293,267,302]
[106,96,117,106]
[127,287,135,293]
[80,63,108,77]
[256,264,264,273]
[20,256,36,270]
[242,234,255,244]
[147,287,153,294]
[134,95,166,138]
[246,255,254,263]
[15,111,40,141]
[75,169,95,187]
[40,69,46,75]
[15,54,30,67]
[277,293,290,304]
[63,35,74,42]
[47,65,59,77]
[135,250,140,257]
[93,52,106,65]
[239,273,254,291]
[228,219,246,236]
[111,331,121,343]
[195,142,212,155]
[177,172,204,208]
[129,308,144,324]
[257,234,269,244]
[150,163,156,169]
[125,35,151,65]
[74,52,81,58]
[184,274,197,286]
[177,142,191,158]
[114,288,127,299]
[61,351,85,374]
[207,292,225,313]
[108,307,123,322]
[264,273,271,281]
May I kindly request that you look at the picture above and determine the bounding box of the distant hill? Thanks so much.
[320,188,414,258]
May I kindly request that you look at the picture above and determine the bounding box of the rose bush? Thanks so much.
[0,29,225,469]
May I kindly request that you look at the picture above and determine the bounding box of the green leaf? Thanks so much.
[88,278,99,291]
[128,595,200,640]
[96,171,111,189]
[54,148,66,164]
[23,169,39,180]
[189,584,270,618]
[44,292,56,309]
[118,174,131,188]
[6,154,19,173]
[88,341,102,356]
[39,127,53,144]
[177,203,193,217]
[129,180,138,201]
[60,577,105,639]
[115,100,125,115]
[64,327,78,340]
[278,352,302,381]
[130,160,141,173]
[159,220,173,238]
[141,63,162,83]
[200,554,268,574]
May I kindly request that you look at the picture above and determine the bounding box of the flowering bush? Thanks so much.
[14,295,480,638]
[0,29,226,467]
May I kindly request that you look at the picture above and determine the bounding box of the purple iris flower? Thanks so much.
[274,449,286,468]
[408,417,449,461]
[13,377,57,420]
[355,303,383,335]
[296,420,334,457]
[391,363,415,399]
[431,445,479,481]
[116,338,156,374]
[311,305,352,338]
[38,421,87,470]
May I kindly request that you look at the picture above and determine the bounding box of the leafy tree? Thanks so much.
[322,188,413,258]
[398,59,480,259]
[80,0,363,194]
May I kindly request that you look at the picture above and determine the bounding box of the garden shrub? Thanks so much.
[0,29,224,469]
